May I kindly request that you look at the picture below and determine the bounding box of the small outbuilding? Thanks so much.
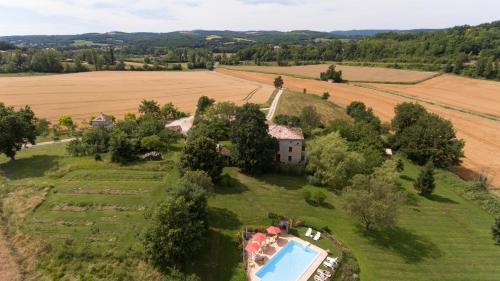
[165,116,194,136]
[91,113,114,128]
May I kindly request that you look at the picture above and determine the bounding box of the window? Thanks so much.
[277,154,280,161]
[288,156,292,162]
[301,155,305,162]
[289,146,292,152]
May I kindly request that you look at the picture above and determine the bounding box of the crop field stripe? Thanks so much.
[353,83,500,122]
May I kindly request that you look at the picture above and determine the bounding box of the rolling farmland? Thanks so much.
[0,71,274,122]
[221,64,438,83]
[216,68,500,189]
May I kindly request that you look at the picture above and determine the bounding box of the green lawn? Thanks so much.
[205,164,500,281]
[1,144,499,281]
[275,90,350,124]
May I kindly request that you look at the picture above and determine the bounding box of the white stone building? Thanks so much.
[268,124,306,165]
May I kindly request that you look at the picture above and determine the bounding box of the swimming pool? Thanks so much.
[255,240,319,281]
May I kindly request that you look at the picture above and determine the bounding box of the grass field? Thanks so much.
[274,89,350,124]
[1,141,499,281]
[0,71,274,123]
[216,68,500,189]
[221,64,438,83]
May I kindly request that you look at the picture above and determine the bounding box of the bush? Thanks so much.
[141,135,167,152]
[66,139,96,156]
[94,154,102,161]
[492,217,500,245]
[321,92,330,100]
[301,189,312,202]
[320,65,343,82]
[307,176,322,186]
[311,190,327,206]
[414,163,435,196]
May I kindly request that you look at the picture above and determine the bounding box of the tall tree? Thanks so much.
[232,103,278,174]
[343,160,403,232]
[392,103,464,168]
[306,132,366,188]
[143,178,208,270]
[194,96,215,124]
[274,76,284,89]
[180,136,223,181]
[139,100,162,118]
[0,104,37,160]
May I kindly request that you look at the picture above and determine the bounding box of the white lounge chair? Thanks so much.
[313,231,321,241]
[305,227,313,237]
[317,269,332,277]
[314,275,328,281]
[326,257,338,264]
[323,261,334,269]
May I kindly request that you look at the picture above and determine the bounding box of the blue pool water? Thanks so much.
[255,240,319,281]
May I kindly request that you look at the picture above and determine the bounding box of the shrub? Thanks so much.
[301,189,312,202]
[414,163,435,196]
[492,217,500,245]
[321,92,330,100]
[320,65,343,82]
[274,76,284,88]
[311,190,327,206]
[307,175,322,186]
[141,135,167,152]
[94,154,102,161]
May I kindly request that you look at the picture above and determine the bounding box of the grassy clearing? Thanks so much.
[274,89,350,124]
[0,142,499,281]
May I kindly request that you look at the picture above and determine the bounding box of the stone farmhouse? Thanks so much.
[268,124,306,165]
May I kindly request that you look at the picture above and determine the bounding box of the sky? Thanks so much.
[0,0,498,36]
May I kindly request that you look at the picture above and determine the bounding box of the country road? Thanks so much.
[266,88,284,121]
[23,138,75,149]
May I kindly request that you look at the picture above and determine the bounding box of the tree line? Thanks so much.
[230,21,500,80]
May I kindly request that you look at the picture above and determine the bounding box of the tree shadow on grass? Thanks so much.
[0,155,60,179]
[186,229,244,281]
[305,199,335,210]
[360,226,442,263]
[214,174,249,195]
[208,207,242,230]
[400,174,414,182]
[426,194,458,204]
[255,173,307,190]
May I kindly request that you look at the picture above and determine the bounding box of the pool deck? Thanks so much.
[247,234,328,281]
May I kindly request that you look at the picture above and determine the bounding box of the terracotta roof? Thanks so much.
[268,125,304,140]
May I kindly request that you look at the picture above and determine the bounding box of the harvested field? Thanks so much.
[363,75,500,118]
[217,68,500,189]
[221,64,438,83]
[0,71,273,122]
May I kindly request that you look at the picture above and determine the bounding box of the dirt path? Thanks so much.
[216,68,500,189]
[0,227,21,281]
[266,88,284,121]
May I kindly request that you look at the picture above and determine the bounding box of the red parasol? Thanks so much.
[266,226,281,235]
[251,232,267,243]
[245,241,260,253]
